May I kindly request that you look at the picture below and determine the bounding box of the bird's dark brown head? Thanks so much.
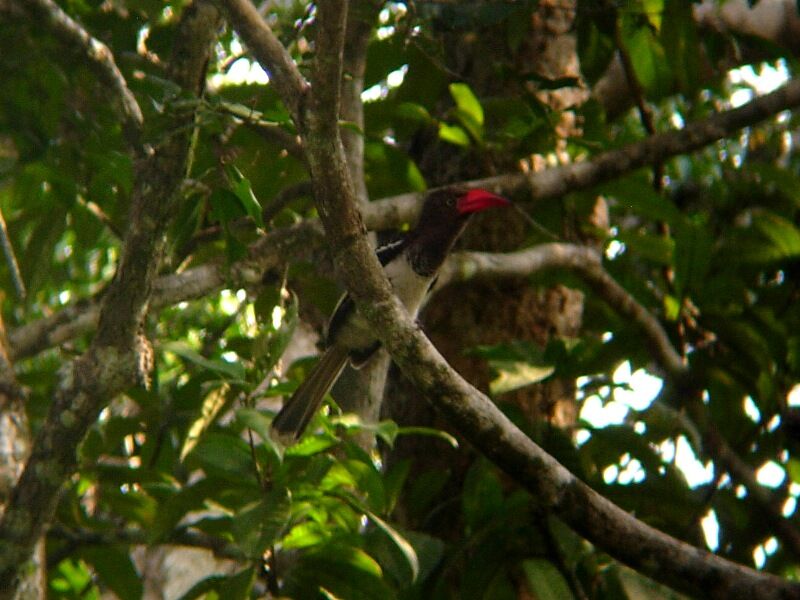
[417,187,510,224]
[407,187,510,276]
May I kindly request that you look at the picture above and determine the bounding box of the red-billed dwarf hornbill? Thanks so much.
[270,187,510,444]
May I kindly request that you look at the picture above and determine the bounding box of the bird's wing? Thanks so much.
[325,237,409,347]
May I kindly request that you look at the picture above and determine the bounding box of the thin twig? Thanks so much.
[612,16,664,190]
[221,0,310,124]
[21,0,143,145]
[0,206,25,300]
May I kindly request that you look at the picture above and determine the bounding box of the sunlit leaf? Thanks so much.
[490,360,555,395]
[438,123,471,146]
[181,384,229,461]
[449,82,484,142]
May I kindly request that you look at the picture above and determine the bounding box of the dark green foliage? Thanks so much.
[3,1,800,598]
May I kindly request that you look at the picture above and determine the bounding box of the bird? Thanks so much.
[270,186,510,444]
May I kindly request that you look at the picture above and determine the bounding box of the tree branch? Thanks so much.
[8,220,324,362]
[0,2,222,593]
[0,207,25,300]
[48,524,246,565]
[309,0,347,131]
[20,0,143,144]
[341,1,382,205]
[220,0,310,124]
[469,77,800,203]
[440,244,686,378]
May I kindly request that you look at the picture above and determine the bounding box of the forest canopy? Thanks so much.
[1,1,800,599]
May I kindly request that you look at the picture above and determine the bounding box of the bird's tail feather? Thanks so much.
[270,345,350,445]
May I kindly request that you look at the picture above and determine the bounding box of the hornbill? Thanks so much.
[271,186,510,444]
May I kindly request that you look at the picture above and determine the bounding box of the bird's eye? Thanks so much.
[446,196,455,206]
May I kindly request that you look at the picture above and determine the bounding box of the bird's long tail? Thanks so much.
[270,344,350,445]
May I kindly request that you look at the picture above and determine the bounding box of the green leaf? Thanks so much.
[282,521,331,549]
[81,547,142,600]
[449,82,484,142]
[721,211,800,264]
[150,479,226,542]
[462,460,504,531]
[752,211,800,260]
[614,563,687,599]
[174,568,255,600]
[438,123,471,147]
[219,568,256,600]
[187,432,255,480]
[181,385,229,461]
[335,490,420,582]
[395,102,433,123]
[787,458,800,485]
[788,336,800,374]
[208,188,246,225]
[616,230,674,265]
[366,511,419,582]
[521,559,574,600]
[287,543,391,600]
[576,11,616,84]
[286,433,340,457]
[661,0,700,94]
[395,426,459,448]
[232,489,291,557]
[51,559,94,595]
[602,178,683,225]
[490,360,555,395]
[235,407,284,462]
[331,415,400,447]
[224,164,264,228]
[625,25,672,98]
[673,220,712,299]
[234,175,264,228]
[363,141,427,196]
[642,0,664,31]
[162,341,245,380]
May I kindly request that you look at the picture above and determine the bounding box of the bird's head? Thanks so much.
[407,187,510,276]
[418,187,510,223]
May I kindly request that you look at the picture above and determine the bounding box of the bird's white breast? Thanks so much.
[328,254,433,353]
[384,254,433,317]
